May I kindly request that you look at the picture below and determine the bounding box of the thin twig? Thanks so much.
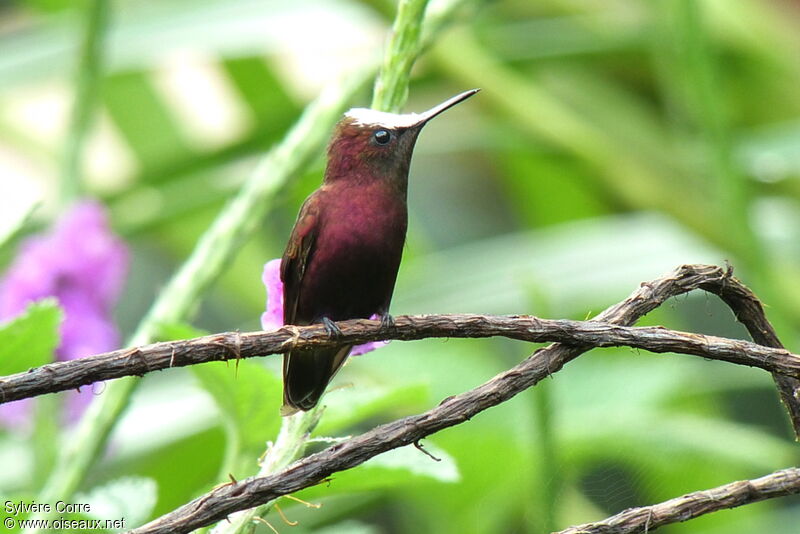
[128,264,796,534]
[554,467,800,534]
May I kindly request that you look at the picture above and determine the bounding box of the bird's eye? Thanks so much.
[373,129,392,145]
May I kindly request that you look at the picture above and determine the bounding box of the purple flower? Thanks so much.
[0,200,129,426]
[261,258,387,355]
[260,259,284,332]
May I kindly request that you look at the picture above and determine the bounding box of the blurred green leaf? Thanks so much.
[155,321,208,342]
[78,477,158,531]
[564,411,796,472]
[222,56,300,130]
[493,148,609,227]
[0,0,383,91]
[395,432,532,534]
[396,212,721,317]
[102,71,195,179]
[21,0,77,13]
[299,442,459,501]
[0,299,61,375]
[192,360,282,474]
[97,426,225,517]
[364,442,459,482]
[739,121,800,182]
[316,382,429,436]
[313,521,381,534]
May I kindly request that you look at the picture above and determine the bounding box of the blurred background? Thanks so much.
[1,0,799,532]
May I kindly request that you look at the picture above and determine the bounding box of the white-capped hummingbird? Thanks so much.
[280,88,479,414]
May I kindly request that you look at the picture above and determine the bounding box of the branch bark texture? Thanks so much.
[556,467,800,534]
[2,302,799,405]
[128,264,799,533]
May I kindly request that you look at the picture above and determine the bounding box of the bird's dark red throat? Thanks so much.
[279,89,479,415]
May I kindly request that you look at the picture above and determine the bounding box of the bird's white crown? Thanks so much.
[344,108,422,129]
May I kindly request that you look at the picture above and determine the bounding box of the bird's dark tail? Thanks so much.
[281,345,352,416]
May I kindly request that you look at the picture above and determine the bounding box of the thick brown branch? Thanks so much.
[130,264,796,534]
[555,467,800,534]
[1,308,798,405]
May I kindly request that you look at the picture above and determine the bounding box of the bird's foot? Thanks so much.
[321,317,343,339]
[379,313,395,330]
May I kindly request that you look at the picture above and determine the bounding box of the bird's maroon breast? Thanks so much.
[297,184,408,322]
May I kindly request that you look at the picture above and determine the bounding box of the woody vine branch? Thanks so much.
[555,467,800,534]
[125,262,798,533]
[0,263,796,532]
[1,265,799,410]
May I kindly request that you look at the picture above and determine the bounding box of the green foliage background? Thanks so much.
[1,0,800,532]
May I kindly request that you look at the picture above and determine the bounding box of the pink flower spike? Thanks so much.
[260,259,284,331]
[350,314,389,356]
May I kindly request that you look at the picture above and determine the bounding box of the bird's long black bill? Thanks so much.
[416,88,480,125]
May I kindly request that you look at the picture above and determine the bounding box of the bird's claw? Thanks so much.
[379,313,395,330]
[321,317,343,339]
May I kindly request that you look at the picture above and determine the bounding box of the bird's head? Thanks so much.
[324,89,479,188]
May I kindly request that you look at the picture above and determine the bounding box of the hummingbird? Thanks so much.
[280,88,479,415]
